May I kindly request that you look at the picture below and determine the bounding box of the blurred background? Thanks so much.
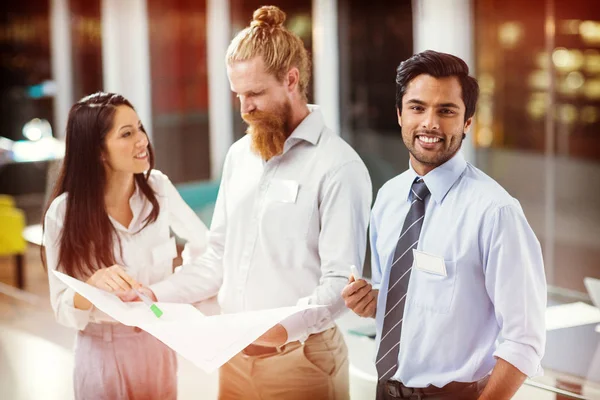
[1,0,599,399]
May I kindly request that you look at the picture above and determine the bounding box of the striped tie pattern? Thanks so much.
[376,178,430,383]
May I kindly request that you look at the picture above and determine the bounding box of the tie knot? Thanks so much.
[411,179,430,202]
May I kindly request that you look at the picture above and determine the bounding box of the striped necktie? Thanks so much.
[376,178,430,383]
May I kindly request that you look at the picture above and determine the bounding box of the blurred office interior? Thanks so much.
[1,0,599,399]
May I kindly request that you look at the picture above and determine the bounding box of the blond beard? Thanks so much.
[242,103,291,161]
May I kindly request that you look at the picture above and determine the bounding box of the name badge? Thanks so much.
[266,179,299,203]
[413,249,447,277]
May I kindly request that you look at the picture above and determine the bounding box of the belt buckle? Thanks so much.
[397,384,422,400]
[385,382,401,398]
[386,381,415,399]
[401,387,418,399]
[387,382,400,398]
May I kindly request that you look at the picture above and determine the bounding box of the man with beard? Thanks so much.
[342,50,546,400]
[147,5,371,400]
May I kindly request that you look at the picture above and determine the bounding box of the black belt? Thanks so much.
[381,375,490,399]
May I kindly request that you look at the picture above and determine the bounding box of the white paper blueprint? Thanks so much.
[53,270,321,372]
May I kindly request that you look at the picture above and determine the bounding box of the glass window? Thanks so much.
[339,0,414,190]
[474,0,600,294]
[147,0,211,182]
[0,1,53,207]
[70,0,103,100]
[338,0,414,277]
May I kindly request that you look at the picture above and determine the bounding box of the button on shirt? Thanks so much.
[151,106,372,343]
[370,151,546,388]
[44,170,209,330]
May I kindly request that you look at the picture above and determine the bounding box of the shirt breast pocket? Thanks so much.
[151,236,178,267]
[262,181,313,240]
[408,259,457,314]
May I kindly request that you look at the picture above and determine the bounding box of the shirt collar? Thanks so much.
[406,151,467,204]
[110,179,145,233]
[285,104,324,148]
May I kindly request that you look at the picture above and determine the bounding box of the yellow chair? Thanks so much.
[0,195,26,289]
[0,194,15,208]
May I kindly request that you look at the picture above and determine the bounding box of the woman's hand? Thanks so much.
[73,265,139,310]
[86,264,140,292]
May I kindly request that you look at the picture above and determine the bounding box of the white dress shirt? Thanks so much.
[370,151,546,387]
[44,170,208,330]
[151,106,372,343]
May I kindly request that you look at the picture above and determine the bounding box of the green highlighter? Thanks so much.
[135,289,163,318]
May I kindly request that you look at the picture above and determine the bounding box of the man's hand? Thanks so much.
[478,358,526,400]
[116,286,157,302]
[252,323,288,347]
[341,275,378,318]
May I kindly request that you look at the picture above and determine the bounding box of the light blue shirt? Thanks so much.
[369,151,546,388]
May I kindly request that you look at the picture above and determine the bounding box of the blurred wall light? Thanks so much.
[12,137,65,163]
[22,118,52,141]
[528,70,550,90]
[583,79,600,99]
[560,19,581,35]
[536,52,550,70]
[579,20,600,44]
[580,106,599,124]
[477,127,494,148]
[557,104,578,124]
[558,81,577,96]
[565,71,585,89]
[584,50,600,73]
[527,94,547,120]
[27,80,57,99]
[479,73,495,95]
[558,71,585,95]
[0,137,13,151]
[498,22,523,49]
[478,102,493,126]
[552,48,584,71]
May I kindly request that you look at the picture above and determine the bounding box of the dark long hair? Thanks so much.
[395,50,480,122]
[42,92,160,278]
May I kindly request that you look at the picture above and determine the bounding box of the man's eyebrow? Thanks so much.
[406,99,461,109]
[438,102,461,109]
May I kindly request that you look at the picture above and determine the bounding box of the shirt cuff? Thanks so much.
[279,312,310,344]
[61,288,93,330]
[494,340,543,378]
[149,279,179,303]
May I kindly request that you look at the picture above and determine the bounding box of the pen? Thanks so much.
[350,265,361,280]
[134,288,163,318]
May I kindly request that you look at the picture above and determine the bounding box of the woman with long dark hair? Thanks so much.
[42,92,208,399]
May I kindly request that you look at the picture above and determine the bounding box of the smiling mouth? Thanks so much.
[416,135,443,144]
[134,151,148,159]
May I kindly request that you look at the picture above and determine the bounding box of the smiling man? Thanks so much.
[342,50,547,400]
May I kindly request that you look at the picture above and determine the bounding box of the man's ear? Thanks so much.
[286,67,300,94]
[464,116,473,133]
[397,107,402,127]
